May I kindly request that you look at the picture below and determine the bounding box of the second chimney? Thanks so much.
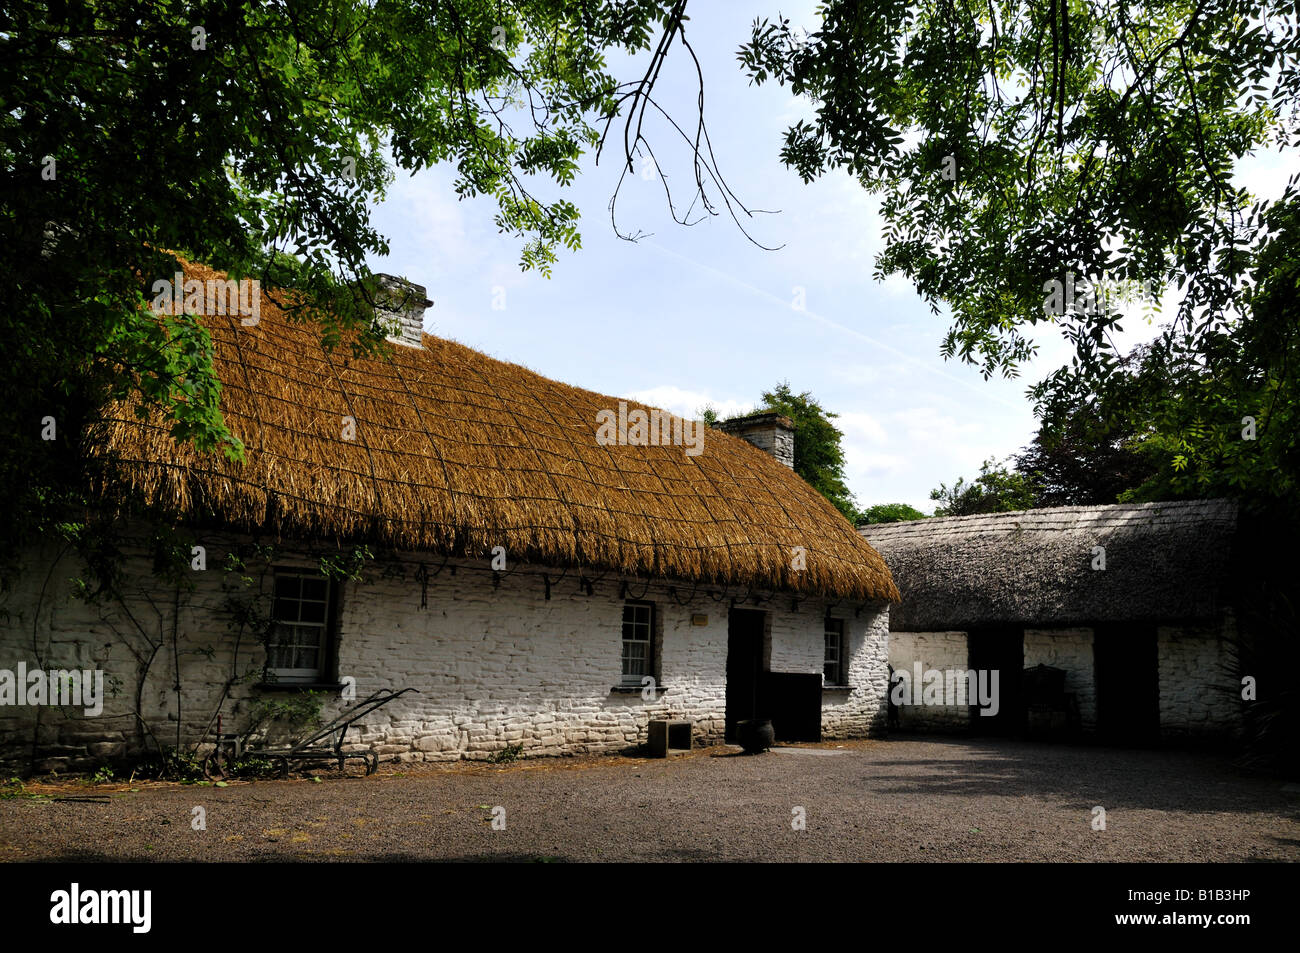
[713,412,795,468]
[373,274,432,349]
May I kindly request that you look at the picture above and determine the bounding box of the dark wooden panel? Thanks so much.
[762,672,822,743]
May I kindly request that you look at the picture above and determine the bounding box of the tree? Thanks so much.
[1110,196,1300,512]
[723,383,860,523]
[739,1,1300,517]
[0,0,710,566]
[858,503,929,524]
[1014,348,1160,506]
[1014,412,1155,508]
[930,458,1040,517]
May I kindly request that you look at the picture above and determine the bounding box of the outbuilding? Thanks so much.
[861,501,1246,742]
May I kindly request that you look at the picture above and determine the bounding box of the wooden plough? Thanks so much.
[210,687,418,778]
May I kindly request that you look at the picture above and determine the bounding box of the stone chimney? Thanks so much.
[713,412,795,468]
[373,274,432,348]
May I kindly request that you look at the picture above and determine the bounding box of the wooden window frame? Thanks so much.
[824,617,847,688]
[621,600,657,688]
[265,571,340,686]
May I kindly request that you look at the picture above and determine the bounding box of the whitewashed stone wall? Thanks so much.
[886,631,971,730]
[1157,615,1241,737]
[766,601,891,737]
[334,560,734,761]
[1023,627,1097,730]
[0,529,891,771]
[0,534,243,772]
[821,605,891,737]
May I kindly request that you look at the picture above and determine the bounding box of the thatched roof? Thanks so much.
[87,260,897,602]
[860,500,1239,629]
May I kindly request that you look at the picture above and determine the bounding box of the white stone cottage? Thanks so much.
[0,261,898,773]
[861,500,1247,742]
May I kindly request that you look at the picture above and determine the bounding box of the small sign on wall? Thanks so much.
[691,613,708,626]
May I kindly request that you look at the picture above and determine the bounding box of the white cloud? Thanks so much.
[380,168,471,276]
[889,406,980,447]
[836,410,888,444]
[845,450,906,478]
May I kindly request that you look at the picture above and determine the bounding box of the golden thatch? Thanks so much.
[88,260,897,602]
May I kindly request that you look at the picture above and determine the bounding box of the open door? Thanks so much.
[1094,624,1159,744]
[967,628,1024,735]
[726,608,766,742]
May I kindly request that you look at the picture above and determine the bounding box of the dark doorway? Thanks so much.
[726,608,766,743]
[966,628,1024,735]
[1094,624,1159,744]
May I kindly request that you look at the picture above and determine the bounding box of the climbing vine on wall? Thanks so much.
[23,510,374,778]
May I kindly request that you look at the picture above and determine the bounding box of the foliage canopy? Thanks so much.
[740,0,1300,516]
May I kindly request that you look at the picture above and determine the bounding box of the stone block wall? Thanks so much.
[821,605,891,738]
[0,528,891,772]
[0,533,243,773]
[374,274,429,349]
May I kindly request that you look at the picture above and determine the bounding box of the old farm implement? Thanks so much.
[204,687,418,778]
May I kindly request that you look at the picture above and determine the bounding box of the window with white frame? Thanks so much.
[824,617,846,686]
[621,601,655,687]
[268,572,332,682]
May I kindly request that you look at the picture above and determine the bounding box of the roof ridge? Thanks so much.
[862,499,1239,538]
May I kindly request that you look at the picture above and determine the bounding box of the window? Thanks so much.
[824,618,846,687]
[621,601,655,687]
[268,572,333,683]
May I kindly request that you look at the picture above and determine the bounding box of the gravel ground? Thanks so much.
[2,736,1297,862]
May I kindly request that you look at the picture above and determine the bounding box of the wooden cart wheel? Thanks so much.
[201,752,223,780]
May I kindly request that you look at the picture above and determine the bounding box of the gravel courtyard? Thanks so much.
[3,737,1297,862]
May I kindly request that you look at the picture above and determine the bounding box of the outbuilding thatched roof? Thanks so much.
[860,500,1239,629]
[87,260,897,602]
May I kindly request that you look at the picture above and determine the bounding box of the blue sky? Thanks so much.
[364,2,1296,514]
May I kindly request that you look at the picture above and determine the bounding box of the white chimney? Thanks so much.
[373,274,431,348]
[713,412,796,468]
